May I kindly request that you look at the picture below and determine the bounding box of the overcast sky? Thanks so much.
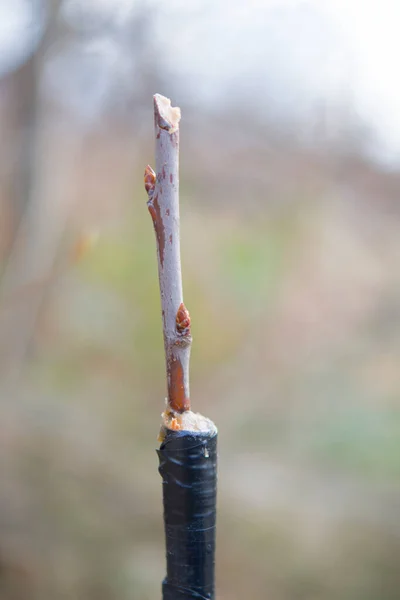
[1,0,399,165]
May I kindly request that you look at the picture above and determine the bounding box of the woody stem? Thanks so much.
[144,94,192,413]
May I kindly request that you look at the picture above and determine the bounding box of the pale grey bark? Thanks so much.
[145,94,191,413]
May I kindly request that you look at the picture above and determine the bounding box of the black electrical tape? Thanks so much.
[157,428,218,600]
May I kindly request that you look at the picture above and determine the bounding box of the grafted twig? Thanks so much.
[144,94,191,413]
[146,94,218,600]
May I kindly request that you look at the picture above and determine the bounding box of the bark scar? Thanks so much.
[168,355,190,413]
[144,165,166,267]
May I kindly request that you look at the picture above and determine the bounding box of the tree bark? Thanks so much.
[144,94,191,414]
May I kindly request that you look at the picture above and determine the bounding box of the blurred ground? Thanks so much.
[0,2,400,600]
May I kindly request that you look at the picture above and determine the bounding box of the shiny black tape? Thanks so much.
[157,429,218,600]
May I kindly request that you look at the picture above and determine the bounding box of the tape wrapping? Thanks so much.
[157,429,218,600]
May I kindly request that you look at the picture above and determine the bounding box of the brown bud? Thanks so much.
[144,165,156,196]
[176,302,191,335]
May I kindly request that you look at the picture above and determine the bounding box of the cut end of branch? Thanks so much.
[154,94,181,133]
[159,408,217,438]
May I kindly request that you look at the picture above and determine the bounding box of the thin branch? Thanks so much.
[144,94,191,413]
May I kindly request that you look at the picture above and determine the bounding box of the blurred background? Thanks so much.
[0,0,399,598]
